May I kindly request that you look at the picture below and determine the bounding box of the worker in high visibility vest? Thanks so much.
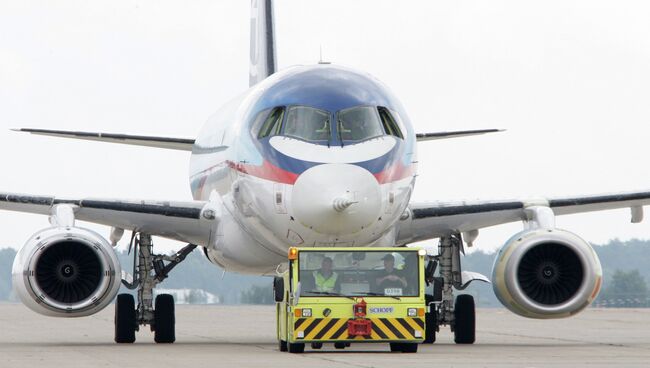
[313,257,340,293]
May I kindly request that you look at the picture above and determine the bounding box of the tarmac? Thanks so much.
[0,304,649,368]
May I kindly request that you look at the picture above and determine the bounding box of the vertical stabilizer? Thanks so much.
[249,0,277,87]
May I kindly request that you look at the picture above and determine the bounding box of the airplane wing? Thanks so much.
[0,192,215,245]
[397,190,650,244]
[13,128,195,151]
[415,129,504,142]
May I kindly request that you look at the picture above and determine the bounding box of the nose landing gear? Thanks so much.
[114,233,196,343]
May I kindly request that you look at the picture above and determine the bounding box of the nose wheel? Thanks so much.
[114,233,195,344]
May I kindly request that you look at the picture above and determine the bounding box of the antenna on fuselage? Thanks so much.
[318,44,331,65]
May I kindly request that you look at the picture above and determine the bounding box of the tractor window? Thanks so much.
[298,251,420,297]
[257,107,285,139]
[283,106,331,142]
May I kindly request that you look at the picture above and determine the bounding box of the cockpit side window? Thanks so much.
[257,107,285,139]
[378,107,404,139]
[283,106,331,142]
[337,106,384,142]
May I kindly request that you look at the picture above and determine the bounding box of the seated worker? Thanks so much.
[313,257,340,293]
[375,254,407,292]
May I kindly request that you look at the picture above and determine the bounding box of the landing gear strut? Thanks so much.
[114,232,196,343]
[427,233,476,344]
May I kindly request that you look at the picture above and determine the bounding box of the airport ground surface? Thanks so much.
[1,304,649,368]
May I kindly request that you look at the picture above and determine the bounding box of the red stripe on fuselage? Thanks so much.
[373,161,416,184]
[228,160,414,186]
[227,160,299,185]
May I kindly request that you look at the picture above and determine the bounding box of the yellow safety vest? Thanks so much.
[313,271,338,292]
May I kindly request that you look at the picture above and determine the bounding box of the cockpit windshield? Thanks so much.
[283,106,331,142]
[337,106,384,143]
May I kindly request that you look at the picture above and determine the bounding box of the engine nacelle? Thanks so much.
[492,228,602,319]
[12,226,121,317]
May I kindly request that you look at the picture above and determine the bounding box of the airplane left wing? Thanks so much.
[397,190,650,245]
[0,192,215,245]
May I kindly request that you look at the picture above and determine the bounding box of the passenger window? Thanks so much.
[378,107,403,139]
[283,106,331,142]
[257,107,285,139]
[337,106,384,142]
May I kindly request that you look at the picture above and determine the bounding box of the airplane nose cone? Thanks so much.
[292,164,381,235]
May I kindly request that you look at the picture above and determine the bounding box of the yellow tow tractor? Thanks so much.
[274,247,435,353]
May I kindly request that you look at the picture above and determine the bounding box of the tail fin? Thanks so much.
[249,0,277,87]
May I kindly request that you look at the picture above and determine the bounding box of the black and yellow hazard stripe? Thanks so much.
[293,317,424,341]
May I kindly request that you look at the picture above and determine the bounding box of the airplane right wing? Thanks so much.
[13,128,195,151]
[397,190,650,245]
[415,129,504,142]
[0,192,215,245]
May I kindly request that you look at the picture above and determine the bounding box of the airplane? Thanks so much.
[4,0,650,345]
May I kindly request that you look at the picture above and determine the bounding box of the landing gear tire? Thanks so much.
[423,294,437,344]
[390,342,418,353]
[279,340,288,352]
[454,294,475,344]
[288,342,305,353]
[154,294,175,343]
[115,294,136,343]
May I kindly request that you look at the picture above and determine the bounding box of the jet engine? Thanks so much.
[12,226,122,317]
[492,228,602,319]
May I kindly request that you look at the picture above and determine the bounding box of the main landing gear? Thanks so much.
[423,233,477,345]
[114,233,196,343]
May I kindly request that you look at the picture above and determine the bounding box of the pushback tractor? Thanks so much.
[274,246,481,353]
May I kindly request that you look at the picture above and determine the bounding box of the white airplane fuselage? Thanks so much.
[189,65,418,274]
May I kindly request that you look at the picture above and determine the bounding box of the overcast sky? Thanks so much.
[1,0,650,254]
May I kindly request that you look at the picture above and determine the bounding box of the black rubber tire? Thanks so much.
[288,342,305,353]
[114,294,136,343]
[334,342,346,349]
[311,342,323,349]
[454,294,475,344]
[279,340,288,352]
[154,294,176,343]
[390,342,419,353]
[423,294,437,344]
[401,343,418,353]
